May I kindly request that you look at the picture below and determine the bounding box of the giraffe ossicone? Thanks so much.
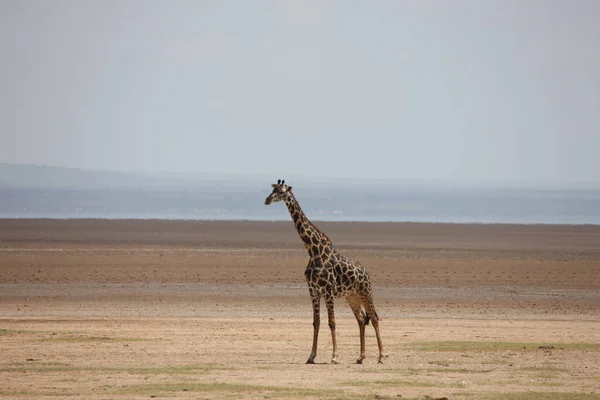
[265,179,385,364]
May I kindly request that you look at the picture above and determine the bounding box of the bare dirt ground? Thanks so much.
[0,219,599,400]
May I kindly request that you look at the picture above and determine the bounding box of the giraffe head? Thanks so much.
[264,179,293,205]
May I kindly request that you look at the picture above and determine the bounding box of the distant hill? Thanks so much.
[2,162,599,192]
[0,163,270,191]
[0,163,147,189]
[0,163,457,192]
[1,163,599,223]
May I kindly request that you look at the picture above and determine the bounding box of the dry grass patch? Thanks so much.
[116,381,345,398]
[0,362,228,375]
[38,334,150,342]
[341,379,464,389]
[0,328,49,336]
[480,393,600,400]
[520,366,567,373]
[410,367,493,374]
[405,341,600,352]
[124,364,231,375]
[358,367,408,373]
[0,391,33,397]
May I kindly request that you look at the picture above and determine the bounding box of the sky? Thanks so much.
[1,0,599,185]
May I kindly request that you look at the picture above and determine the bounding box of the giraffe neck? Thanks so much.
[284,192,333,257]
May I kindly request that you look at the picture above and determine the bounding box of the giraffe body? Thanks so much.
[305,251,374,308]
[265,180,385,364]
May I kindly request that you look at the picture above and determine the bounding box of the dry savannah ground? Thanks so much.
[1,219,599,400]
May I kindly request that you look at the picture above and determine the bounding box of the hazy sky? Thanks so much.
[1,0,599,184]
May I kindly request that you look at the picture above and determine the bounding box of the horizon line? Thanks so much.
[1,161,600,189]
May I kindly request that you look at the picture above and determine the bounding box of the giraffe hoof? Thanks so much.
[355,358,363,364]
[331,359,338,364]
[306,359,315,364]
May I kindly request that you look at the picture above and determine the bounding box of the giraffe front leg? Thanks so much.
[306,291,320,364]
[325,295,338,364]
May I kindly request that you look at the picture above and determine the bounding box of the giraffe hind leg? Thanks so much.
[346,295,366,364]
[359,292,386,364]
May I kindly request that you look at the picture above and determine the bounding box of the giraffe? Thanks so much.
[264,179,385,364]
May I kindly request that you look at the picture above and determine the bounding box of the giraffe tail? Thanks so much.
[363,310,378,326]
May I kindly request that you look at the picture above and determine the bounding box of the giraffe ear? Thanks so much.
[271,184,278,188]
[286,185,293,191]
